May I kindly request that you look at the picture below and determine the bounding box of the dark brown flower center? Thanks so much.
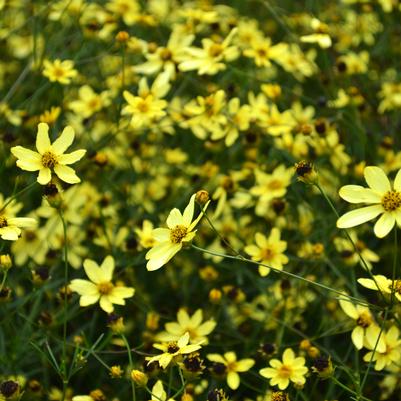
[41,151,58,168]
[382,190,401,212]
[170,225,188,244]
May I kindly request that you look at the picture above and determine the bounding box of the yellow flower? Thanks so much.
[259,348,308,390]
[358,275,401,302]
[69,255,135,313]
[156,308,216,344]
[244,228,288,276]
[363,326,401,371]
[145,193,209,271]
[0,195,36,241]
[122,72,170,129]
[43,59,77,85]
[337,166,401,238]
[207,351,254,390]
[11,123,86,185]
[339,298,385,351]
[68,85,110,118]
[147,332,203,369]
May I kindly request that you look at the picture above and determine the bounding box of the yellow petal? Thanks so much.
[70,279,99,295]
[364,166,390,193]
[166,208,184,229]
[227,371,240,390]
[99,296,114,313]
[52,125,75,154]
[336,205,383,228]
[36,122,51,153]
[54,164,80,184]
[83,259,106,284]
[373,212,395,238]
[79,294,100,307]
[58,149,86,165]
[339,185,381,204]
[394,168,401,191]
[351,326,364,350]
[37,167,52,185]
[100,255,115,281]
[182,194,196,227]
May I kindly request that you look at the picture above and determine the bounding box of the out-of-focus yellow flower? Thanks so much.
[43,59,77,85]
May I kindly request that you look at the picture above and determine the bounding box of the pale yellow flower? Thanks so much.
[358,275,401,303]
[147,332,203,369]
[145,193,209,271]
[337,166,401,238]
[259,348,308,390]
[43,59,77,85]
[11,123,86,185]
[69,255,135,313]
[207,351,254,390]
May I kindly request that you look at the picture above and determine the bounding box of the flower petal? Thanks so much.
[374,213,395,238]
[336,205,383,228]
[54,164,80,184]
[58,149,86,165]
[364,166,390,193]
[36,123,51,153]
[394,168,401,191]
[339,185,382,204]
[37,167,52,185]
[100,255,115,281]
[52,125,75,154]
[99,296,114,313]
[83,259,106,284]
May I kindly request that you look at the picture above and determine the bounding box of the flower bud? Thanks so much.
[0,254,12,271]
[130,370,148,387]
[195,190,210,206]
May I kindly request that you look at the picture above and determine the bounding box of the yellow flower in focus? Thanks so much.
[337,166,401,238]
[259,348,308,390]
[147,332,203,369]
[145,193,210,271]
[43,59,77,85]
[207,351,254,390]
[156,308,216,344]
[339,298,385,352]
[11,123,86,185]
[69,255,135,313]
[245,228,288,277]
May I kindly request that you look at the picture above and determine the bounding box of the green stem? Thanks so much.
[331,376,372,401]
[121,334,136,401]
[0,181,37,213]
[0,271,8,293]
[191,244,375,308]
[59,211,69,401]
[390,227,398,306]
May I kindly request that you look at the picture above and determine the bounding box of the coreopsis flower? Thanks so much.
[244,228,289,277]
[68,85,110,118]
[0,195,36,241]
[259,348,308,390]
[207,352,254,390]
[336,166,401,238]
[358,275,401,302]
[10,123,86,185]
[69,255,135,313]
[42,59,77,85]
[122,72,170,129]
[147,332,203,369]
[156,308,216,344]
[178,28,239,75]
[339,298,385,351]
[243,37,287,67]
[363,326,401,371]
[145,193,210,271]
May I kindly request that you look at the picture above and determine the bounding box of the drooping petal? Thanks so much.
[37,167,52,185]
[36,123,51,153]
[373,213,395,238]
[364,166,390,193]
[146,242,182,271]
[54,164,80,184]
[339,185,382,204]
[336,205,383,228]
[52,125,75,154]
[58,149,86,165]
[99,296,114,313]
[227,371,240,390]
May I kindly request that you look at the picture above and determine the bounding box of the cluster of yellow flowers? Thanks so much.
[1,1,401,401]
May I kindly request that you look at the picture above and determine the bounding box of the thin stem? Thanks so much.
[0,181,37,213]
[121,334,136,401]
[390,227,398,306]
[331,376,372,401]
[59,211,69,401]
[191,244,375,309]
[0,271,8,293]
